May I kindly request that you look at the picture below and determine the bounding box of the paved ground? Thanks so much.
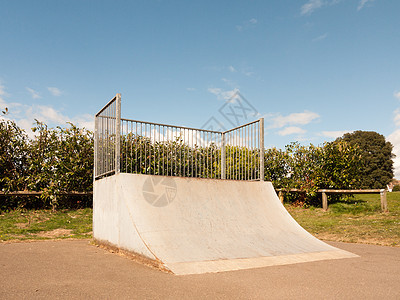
[0,240,399,299]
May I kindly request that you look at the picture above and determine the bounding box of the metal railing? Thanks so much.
[120,119,222,179]
[94,94,121,178]
[222,119,264,181]
[94,94,264,181]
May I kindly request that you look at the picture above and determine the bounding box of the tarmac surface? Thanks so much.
[1,240,399,299]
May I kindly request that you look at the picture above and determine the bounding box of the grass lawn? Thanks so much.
[0,208,92,242]
[0,192,399,247]
[285,192,400,247]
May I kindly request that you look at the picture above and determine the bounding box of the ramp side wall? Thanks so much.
[93,174,156,260]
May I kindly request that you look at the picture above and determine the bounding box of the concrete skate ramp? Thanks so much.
[93,174,357,275]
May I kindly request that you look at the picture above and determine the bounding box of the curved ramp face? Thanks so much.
[93,174,357,275]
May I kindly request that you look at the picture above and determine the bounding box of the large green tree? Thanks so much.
[336,131,394,189]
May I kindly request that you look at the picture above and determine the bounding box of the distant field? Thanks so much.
[0,193,399,247]
[286,192,400,247]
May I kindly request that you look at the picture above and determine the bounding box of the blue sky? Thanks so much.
[1,0,400,176]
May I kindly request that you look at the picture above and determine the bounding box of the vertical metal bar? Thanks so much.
[221,132,226,179]
[162,126,165,176]
[259,118,264,181]
[115,94,121,174]
[94,116,98,178]
[191,130,194,177]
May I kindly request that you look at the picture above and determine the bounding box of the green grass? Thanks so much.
[1,193,399,247]
[285,192,400,247]
[0,208,92,242]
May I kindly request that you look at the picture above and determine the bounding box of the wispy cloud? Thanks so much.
[394,91,400,100]
[388,109,400,178]
[312,33,328,42]
[278,126,306,136]
[26,87,41,99]
[186,87,196,91]
[228,66,236,73]
[207,87,239,101]
[394,108,400,127]
[357,0,375,11]
[0,82,7,97]
[47,87,62,97]
[301,0,347,16]
[221,78,237,87]
[236,18,258,31]
[321,130,350,139]
[1,84,93,137]
[269,110,320,129]
[301,0,324,16]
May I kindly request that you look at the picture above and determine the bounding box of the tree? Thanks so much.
[336,131,394,189]
[0,119,29,192]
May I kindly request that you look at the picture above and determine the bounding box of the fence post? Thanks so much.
[322,191,328,211]
[221,132,226,179]
[115,93,121,175]
[278,191,284,203]
[380,189,388,212]
[259,118,264,181]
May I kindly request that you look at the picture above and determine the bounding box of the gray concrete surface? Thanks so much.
[0,240,399,299]
[94,174,355,274]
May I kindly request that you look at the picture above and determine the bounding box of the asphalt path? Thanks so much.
[1,240,399,299]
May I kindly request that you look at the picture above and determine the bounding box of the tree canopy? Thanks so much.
[336,131,394,189]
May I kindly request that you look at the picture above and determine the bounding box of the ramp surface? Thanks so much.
[93,174,357,275]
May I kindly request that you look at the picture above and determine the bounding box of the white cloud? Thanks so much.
[301,0,324,15]
[0,82,7,97]
[207,87,239,101]
[186,87,196,91]
[221,78,236,87]
[243,71,254,77]
[394,91,400,100]
[357,0,375,11]
[278,126,306,136]
[388,109,400,178]
[394,108,400,127]
[228,66,236,73]
[47,87,62,96]
[388,129,400,179]
[269,111,320,129]
[26,87,41,99]
[312,33,328,42]
[321,130,350,139]
[236,18,258,31]
[1,86,93,137]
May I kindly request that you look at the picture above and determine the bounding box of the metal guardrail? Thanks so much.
[95,94,264,181]
[94,94,121,178]
[120,118,222,179]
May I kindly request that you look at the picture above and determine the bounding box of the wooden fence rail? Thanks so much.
[276,189,388,212]
[0,191,93,196]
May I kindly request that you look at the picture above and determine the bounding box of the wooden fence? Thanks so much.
[276,189,388,212]
[0,191,93,196]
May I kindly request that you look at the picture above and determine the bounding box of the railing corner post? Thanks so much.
[115,93,121,175]
[259,117,264,181]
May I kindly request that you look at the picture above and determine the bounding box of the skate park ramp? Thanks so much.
[93,173,358,275]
